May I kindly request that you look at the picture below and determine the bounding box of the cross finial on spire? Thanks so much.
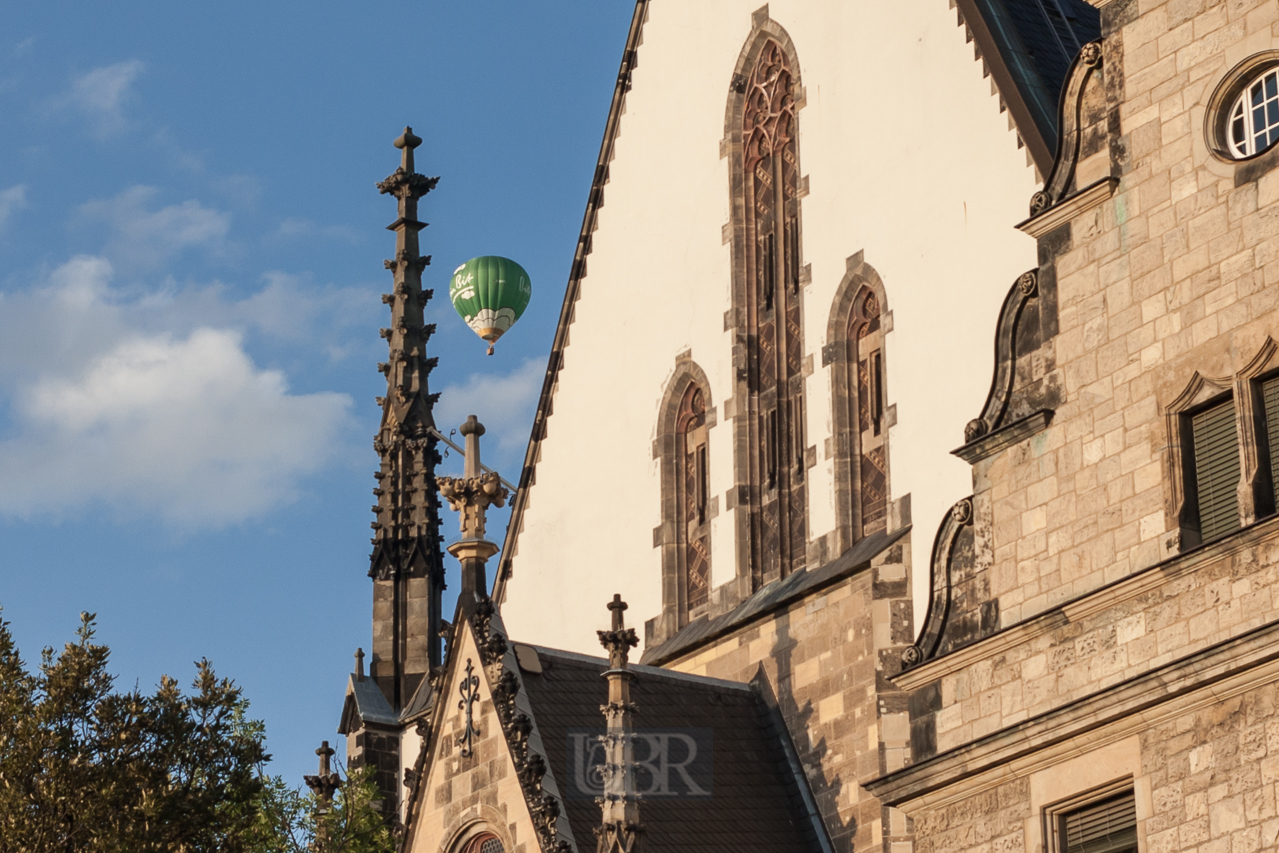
[608,594,628,631]
[595,596,643,853]
[304,740,342,809]
[598,594,639,671]
[394,125,422,172]
[438,416,509,613]
[354,647,365,678]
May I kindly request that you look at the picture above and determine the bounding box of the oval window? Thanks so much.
[1227,66,1279,158]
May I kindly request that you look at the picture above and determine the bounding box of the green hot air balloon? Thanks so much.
[448,256,532,355]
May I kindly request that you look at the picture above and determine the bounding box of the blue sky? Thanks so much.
[0,1,634,785]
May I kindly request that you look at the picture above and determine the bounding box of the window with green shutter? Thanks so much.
[1190,398,1241,541]
[1058,790,1138,853]
[1262,375,1279,512]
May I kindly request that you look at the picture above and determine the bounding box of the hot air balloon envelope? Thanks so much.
[449,256,532,354]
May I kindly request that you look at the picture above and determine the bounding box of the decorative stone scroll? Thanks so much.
[902,497,974,670]
[1027,40,1104,219]
[953,270,1054,464]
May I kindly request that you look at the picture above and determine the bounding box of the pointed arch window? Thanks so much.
[737,35,807,585]
[654,365,716,640]
[825,260,893,556]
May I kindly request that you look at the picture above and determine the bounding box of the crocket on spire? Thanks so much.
[368,127,445,711]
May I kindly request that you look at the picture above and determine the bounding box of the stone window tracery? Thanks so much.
[653,363,716,639]
[740,35,807,584]
[677,384,711,613]
[851,290,888,536]
[824,259,893,558]
[459,832,504,853]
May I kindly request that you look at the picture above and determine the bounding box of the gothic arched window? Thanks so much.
[677,385,711,612]
[850,289,888,537]
[733,34,807,587]
[653,364,716,639]
[825,258,892,556]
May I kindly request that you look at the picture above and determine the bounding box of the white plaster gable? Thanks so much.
[500,0,1040,653]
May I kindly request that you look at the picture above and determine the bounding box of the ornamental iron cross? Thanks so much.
[457,658,481,757]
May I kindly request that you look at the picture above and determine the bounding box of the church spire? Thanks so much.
[596,595,643,853]
[368,127,445,710]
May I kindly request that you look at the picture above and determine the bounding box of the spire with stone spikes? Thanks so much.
[368,127,445,711]
[595,595,643,853]
[437,414,509,615]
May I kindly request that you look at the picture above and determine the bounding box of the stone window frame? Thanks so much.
[1164,338,1279,551]
[652,358,718,637]
[458,833,504,853]
[1042,778,1138,853]
[822,254,894,558]
[444,816,512,853]
[1206,51,1279,163]
[721,7,813,592]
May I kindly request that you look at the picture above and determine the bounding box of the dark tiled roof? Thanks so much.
[338,673,398,733]
[519,647,830,853]
[641,525,910,667]
[960,0,1101,173]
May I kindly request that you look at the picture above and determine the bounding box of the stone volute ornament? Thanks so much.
[437,415,509,613]
[595,595,643,853]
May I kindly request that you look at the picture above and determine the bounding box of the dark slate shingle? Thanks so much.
[519,647,829,853]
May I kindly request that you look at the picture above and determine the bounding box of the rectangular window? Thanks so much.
[760,232,776,311]
[695,445,708,524]
[1190,398,1241,541]
[1262,375,1279,512]
[785,215,799,292]
[1056,790,1137,853]
[792,394,805,481]
[871,350,884,436]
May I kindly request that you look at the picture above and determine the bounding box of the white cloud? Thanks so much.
[57,59,144,136]
[0,185,26,230]
[79,186,229,271]
[0,256,356,527]
[436,358,544,459]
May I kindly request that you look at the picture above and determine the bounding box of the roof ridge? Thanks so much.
[527,644,756,693]
[492,0,652,604]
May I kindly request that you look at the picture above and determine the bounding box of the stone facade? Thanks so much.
[404,625,547,853]
[869,4,1279,853]
[665,541,914,853]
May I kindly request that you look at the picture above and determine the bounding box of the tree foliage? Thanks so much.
[0,611,393,853]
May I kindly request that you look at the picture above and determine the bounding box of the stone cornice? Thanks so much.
[952,409,1053,464]
[867,619,1279,811]
[894,513,1279,691]
[1016,176,1119,238]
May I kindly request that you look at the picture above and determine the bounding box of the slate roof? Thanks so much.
[641,525,910,667]
[518,647,831,853]
[338,673,398,734]
[960,0,1102,173]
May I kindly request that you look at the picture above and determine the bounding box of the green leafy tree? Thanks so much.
[0,611,394,853]
[256,763,395,853]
